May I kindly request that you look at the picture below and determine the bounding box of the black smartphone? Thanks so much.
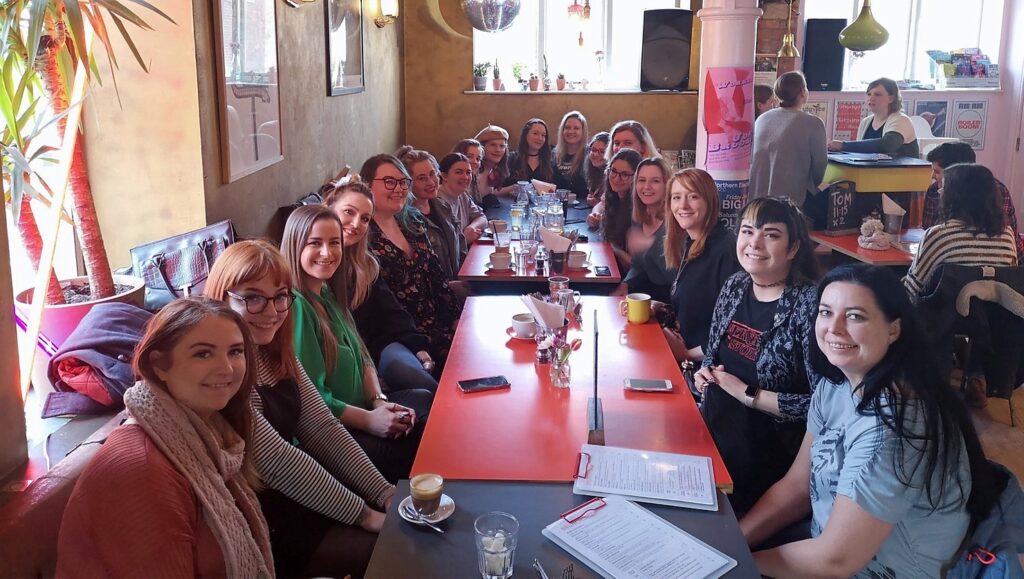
[457,375,511,393]
[594,265,611,276]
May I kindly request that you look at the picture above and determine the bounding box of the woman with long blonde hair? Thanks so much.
[553,110,590,198]
[620,157,674,302]
[324,180,439,393]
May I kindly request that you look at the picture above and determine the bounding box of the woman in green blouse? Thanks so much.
[281,204,433,483]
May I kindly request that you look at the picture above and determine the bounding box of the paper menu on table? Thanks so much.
[573,444,717,511]
[542,496,737,579]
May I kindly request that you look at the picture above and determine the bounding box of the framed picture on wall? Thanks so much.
[326,0,365,96]
[212,0,284,183]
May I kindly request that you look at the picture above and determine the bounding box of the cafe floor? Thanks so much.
[972,386,1024,481]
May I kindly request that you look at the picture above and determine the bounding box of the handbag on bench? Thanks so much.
[129,220,235,311]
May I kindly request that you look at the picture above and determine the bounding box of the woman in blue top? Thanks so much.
[281,205,432,483]
[740,264,996,578]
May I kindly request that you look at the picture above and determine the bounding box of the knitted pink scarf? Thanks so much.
[124,381,274,578]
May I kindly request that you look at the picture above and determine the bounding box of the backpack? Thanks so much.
[947,462,1024,579]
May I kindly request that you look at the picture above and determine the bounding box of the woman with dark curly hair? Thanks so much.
[903,163,1018,301]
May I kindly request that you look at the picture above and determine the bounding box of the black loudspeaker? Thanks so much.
[803,19,847,91]
[640,9,693,92]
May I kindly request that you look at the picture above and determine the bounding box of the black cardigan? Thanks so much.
[352,277,431,364]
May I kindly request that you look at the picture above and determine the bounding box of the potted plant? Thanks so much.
[473,62,491,91]
[528,73,540,91]
[542,55,552,91]
[2,1,171,391]
[512,62,528,91]
[556,73,567,91]
[492,59,503,91]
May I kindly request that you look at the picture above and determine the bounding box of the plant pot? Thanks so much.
[529,79,540,91]
[14,274,146,393]
[492,78,503,91]
[556,78,567,90]
[473,76,487,91]
[543,78,553,91]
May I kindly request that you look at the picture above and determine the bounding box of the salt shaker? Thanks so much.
[535,247,548,277]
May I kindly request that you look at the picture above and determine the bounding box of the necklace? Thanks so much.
[752,278,785,289]
[526,153,540,157]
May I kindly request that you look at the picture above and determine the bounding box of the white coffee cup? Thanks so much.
[511,313,536,338]
[567,250,587,269]
[490,252,512,270]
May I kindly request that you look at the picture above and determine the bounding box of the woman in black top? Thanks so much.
[398,148,467,284]
[506,118,560,186]
[659,168,740,361]
[588,149,642,269]
[552,110,590,198]
[694,197,821,513]
[584,131,610,207]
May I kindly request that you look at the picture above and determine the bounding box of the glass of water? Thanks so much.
[510,202,527,235]
[475,512,519,579]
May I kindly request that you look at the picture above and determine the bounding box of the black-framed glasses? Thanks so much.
[608,168,635,180]
[373,177,412,191]
[226,290,295,314]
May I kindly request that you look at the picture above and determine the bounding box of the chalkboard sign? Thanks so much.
[824,180,876,236]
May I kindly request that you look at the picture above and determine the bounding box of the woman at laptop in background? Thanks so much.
[828,77,918,158]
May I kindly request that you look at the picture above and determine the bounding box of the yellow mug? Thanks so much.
[618,293,652,324]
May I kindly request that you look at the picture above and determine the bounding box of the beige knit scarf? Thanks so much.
[124,381,274,578]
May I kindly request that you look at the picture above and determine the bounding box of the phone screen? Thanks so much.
[624,378,673,392]
[594,265,611,276]
[458,375,511,393]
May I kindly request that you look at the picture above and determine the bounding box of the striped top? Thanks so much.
[250,348,392,524]
[904,219,1019,300]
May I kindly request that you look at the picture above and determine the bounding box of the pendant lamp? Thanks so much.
[839,0,888,53]
[461,0,522,33]
[777,0,799,58]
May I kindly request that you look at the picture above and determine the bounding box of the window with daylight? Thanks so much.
[473,1,693,91]
[804,0,1005,89]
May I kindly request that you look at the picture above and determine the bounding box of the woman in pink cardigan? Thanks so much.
[57,298,273,578]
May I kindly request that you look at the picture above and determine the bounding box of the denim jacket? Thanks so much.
[702,272,819,422]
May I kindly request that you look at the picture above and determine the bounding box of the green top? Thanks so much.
[291,285,367,417]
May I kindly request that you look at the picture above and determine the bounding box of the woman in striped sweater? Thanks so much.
[205,240,394,578]
[904,163,1019,301]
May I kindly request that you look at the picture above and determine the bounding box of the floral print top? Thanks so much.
[368,220,461,363]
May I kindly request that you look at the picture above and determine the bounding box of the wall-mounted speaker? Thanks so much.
[640,9,693,92]
[803,19,847,91]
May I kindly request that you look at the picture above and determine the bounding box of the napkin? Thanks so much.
[531,179,557,194]
[882,194,906,216]
[539,227,572,253]
[520,295,566,329]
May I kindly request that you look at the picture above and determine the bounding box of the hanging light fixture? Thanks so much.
[461,0,522,33]
[777,0,799,58]
[583,0,591,21]
[568,0,583,21]
[839,0,889,54]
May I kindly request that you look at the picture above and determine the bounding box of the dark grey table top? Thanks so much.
[364,480,759,578]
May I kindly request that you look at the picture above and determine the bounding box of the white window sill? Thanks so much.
[462,89,698,95]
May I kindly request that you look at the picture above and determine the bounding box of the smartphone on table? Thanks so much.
[623,378,673,392]
[458,375,511,393]
[594,265,611,277]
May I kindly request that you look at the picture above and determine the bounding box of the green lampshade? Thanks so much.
[839,0,889,52]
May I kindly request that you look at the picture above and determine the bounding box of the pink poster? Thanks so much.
[703,67,754,171]
[833,100,868,141]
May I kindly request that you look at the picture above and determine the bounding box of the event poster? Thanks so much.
[717,180,748,233]
[754,55,777,86]
[703,66,755,171]
[803,101,829,127]
[914,100,949,137]
[833,100,869,141]
[951,100,988,149]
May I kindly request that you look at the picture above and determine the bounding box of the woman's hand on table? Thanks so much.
[662,328,690,363]
[464,225,483,244]
[358,506,386,533]
[828,140,844,152]
[586,210,602,229]
[586,193,599,207]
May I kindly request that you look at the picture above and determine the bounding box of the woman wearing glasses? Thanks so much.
[360,154,461,366]
[587,149,643,269]
[585,132,610,207]
[204,240,394,578]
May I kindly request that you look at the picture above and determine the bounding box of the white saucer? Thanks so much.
[567,261,592,271]
[485,262,514,272]
[506,326,536,341]
[399,494,455,525]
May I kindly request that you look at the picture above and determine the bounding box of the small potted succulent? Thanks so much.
[492,59,503,91]
[473,62,491,91]
[512,62,528,91]
[542,55,552,91]
[529,73,540,91]
[556,73,567,91]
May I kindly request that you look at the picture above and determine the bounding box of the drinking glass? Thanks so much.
[495,231,512,252]
[475,512,519,579]
[510,202,527,235]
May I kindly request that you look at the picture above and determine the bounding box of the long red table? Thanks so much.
[411,296,732,491]
[458,240,622,284]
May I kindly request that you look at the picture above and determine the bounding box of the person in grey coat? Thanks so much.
[749,71,828,229]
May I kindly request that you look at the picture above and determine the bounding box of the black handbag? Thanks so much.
[130,220,235,311]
